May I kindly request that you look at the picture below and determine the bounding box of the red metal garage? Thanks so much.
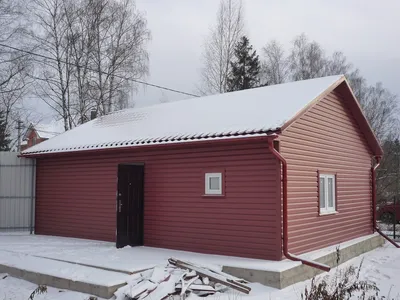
[21,75,384,265]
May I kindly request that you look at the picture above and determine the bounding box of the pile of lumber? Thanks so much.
[169,258,251,295]
[114,258,251,300]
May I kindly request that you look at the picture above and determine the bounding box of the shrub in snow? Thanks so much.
[301,261,379,300]
[28,285,47,300]
[300,247,392,300]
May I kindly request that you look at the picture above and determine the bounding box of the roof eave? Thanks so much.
[20,129,281,158]
[338,79,384,157]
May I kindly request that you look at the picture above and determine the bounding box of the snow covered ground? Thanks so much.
[0,234,302,273]
[377,222,400,240]
[266,242,400,299]
[0,273,102,300]
[0,235,399,300]
[0,250,129,286]
[0,234,378,273]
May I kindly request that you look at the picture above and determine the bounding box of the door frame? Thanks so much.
[116,163,145,248]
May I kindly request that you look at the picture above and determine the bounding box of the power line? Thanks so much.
[0,43,200,98]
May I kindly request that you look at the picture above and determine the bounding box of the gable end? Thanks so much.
[279,89,375,254]
[281,79,382,157]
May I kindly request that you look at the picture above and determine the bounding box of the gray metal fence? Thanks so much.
[0,152,35,233]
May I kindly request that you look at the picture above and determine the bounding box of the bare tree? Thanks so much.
[0,0,22,43]
[29,0,150,128]
[345,69,399,142]
[261,39,351,85]
[260,40,289,85]
[63,0,93,124]
[0,0,33,144]
[289,33,327,81]
[30,0,74,131]
[199,0,244,94]
[360,83,398,141]
[376,138,400,201]
[324,51,353,77]
[0,55,32,131]
[89,0,150,115]
[347,69,368,103]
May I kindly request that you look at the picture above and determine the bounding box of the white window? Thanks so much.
[319,174,336,214]
[205,173,222,195]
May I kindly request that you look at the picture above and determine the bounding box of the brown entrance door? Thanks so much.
[116,164,144,248]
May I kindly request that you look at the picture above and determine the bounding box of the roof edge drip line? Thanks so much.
[19,130,281,158]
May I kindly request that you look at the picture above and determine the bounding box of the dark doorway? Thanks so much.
[116,164,144,248]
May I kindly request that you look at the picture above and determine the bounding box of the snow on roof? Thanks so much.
[24,121,64,140]
[35,121,64,139]
[22,75,344,155]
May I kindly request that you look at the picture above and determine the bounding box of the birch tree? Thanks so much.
[324,51,352,77]
[63,0,93,124]
[260,40,289,85]
[289,34,327,81]
[30,0,73,131]
[29,0,150,129]
[89,0,150,115]
[361,83,398,141]
[347,69,368,105]
[200,0,244,94]
[0,0,32,140]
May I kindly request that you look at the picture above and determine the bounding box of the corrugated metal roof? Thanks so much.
[21,75,344,155]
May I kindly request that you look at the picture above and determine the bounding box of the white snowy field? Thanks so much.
[0,235,399,300]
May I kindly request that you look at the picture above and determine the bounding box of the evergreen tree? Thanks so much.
[227,36,261,92]
[0,110,11,151]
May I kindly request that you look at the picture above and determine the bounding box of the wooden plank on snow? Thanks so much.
[168,258,251,294]
[175,284,216,292]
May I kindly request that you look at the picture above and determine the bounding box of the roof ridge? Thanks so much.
[107,75,345,116]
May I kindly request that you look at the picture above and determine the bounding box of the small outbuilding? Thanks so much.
[21,75,383,263]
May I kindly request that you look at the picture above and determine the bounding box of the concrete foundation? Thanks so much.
[223,234,385,289]
[0,234,385,296]
[0,262,126,299]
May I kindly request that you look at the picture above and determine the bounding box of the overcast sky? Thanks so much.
[34,0,400,124]
[131,0,400,108]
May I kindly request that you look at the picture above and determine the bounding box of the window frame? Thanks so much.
[204,172,223,196]
[319,173,337,215]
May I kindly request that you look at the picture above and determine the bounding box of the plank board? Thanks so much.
[169,258,251,294]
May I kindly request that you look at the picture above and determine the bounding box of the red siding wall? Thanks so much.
[280,90,373,255]
[35,140,282,260]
